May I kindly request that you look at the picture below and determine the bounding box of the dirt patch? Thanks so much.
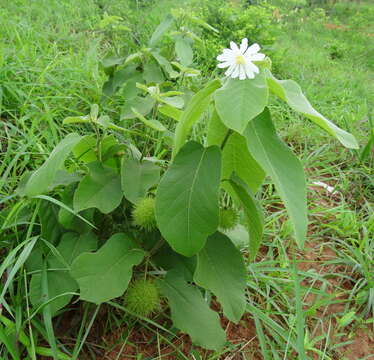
[100,305,261,360]
[296,241,374,360]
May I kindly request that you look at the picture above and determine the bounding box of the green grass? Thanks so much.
[0,0,373,359]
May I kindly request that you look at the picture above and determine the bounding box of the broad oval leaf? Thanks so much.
[173,79,221,157]
[121,158,160,204]
[25,133,82,197]
[222,132,265,193]
[243,108,307,247]
[29,271,78,316]
[265,70,358,149]
[73,162,122,214]
[156,141,221,257]
[158,269,226,351]
[194,232,247,323]
[215,73,268,134]
[70,233,144,304]
[49,232,98,268]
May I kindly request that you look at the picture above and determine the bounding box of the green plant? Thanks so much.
[1,16,359,356]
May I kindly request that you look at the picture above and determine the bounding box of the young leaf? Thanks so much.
[194,232,247,323]
[243,108,307,247]
[156,141,221,256]
[173,79,221,157]
[121,96,155,120]
[158,104,182,122]
[73,162,122,214]
[143,61,164,83]
[132,108,167,132]
[70,233,144,304]
[158,269,226,351]
[25,133,82,197]
[222,132,265,193]
[226,175,264,261]
[265,70,358,149]
[121,158,160,204]
[72,135,97,163]
[215,73,268,134]
[206,109,228,147]
[175,36,193,66]
[151,51,179,78]
[149,14,174,47]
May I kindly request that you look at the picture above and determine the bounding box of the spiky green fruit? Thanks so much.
[125,279,160,317]
[219,207,238,231]
[132,197,157,231]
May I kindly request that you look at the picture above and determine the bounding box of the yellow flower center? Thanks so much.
[235,54,246,65]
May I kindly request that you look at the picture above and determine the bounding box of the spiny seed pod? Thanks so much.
[125,279,160,317]
[132,197,157,231]
[219,207,238,231]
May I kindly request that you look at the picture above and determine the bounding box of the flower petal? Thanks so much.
[225,64,236,77]
[239,38,248,53]
[244,63,255,79]
[231,65,240,79]
[239,65,246,80]
[230,41,239,52]
[245,61,259,74]
[217,61,232,68]
[245,43,260,55]
[217,54,230,61]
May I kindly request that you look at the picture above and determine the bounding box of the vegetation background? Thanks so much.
[0,0,373,359]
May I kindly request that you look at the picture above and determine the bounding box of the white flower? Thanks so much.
[217,38,265,80]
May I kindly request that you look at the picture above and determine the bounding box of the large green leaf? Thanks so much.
[58,187,94,234]
[226,175,264,261]
[243,108,307,247]
[73,162,122,214]
[158,269,226,351]
[214,74,268,134]
[156,142,221,256]
[121,158,160,204]
[29,271,78,316]
[70,233,144,304]
[49,232,98,268]
[173,80,221,157]
[222,133,265,193]
[25,133,82,196]
[194,232,247,323]
[29,232,97,315]
[265,70,358,149]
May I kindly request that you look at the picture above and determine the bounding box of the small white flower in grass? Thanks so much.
[217,38,265,80]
